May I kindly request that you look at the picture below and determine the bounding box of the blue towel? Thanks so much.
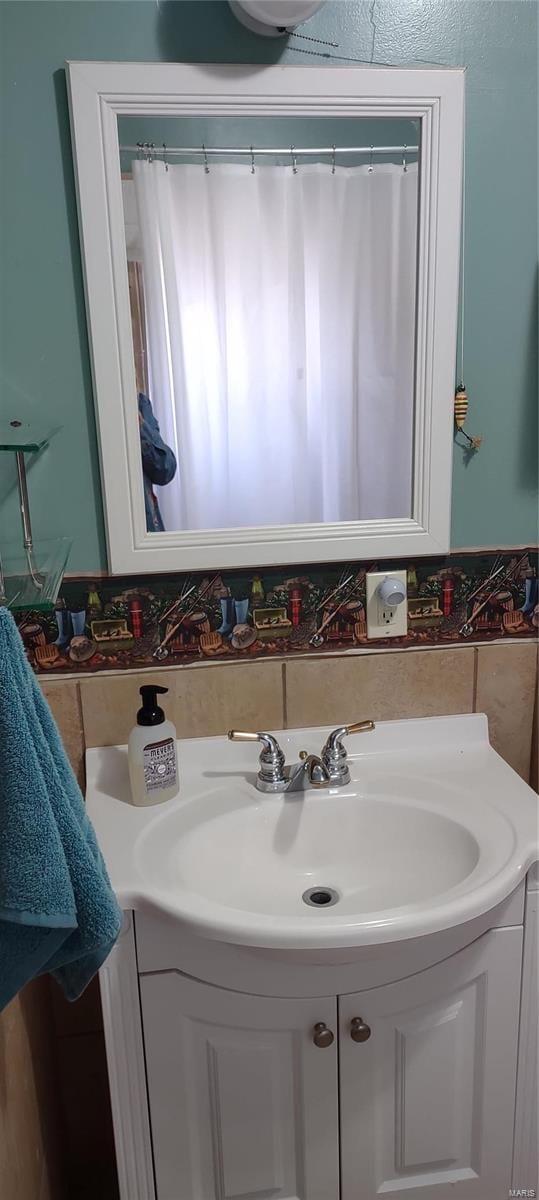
[0,608,122,1009]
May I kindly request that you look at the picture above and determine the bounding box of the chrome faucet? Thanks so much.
[285,752,331,792]
[228,721,374,794]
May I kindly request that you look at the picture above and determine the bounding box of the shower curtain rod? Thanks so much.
[120,143,419,158]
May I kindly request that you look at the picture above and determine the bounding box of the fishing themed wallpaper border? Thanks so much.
[10,547,535,676]
[14,548,539,677]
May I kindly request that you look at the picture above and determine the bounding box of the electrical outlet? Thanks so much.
[366,571,408,639]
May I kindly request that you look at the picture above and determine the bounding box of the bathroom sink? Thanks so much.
[86,714,538,950]
[137,789,481,919]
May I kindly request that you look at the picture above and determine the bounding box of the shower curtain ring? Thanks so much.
[202,143,210,174]
[331,145,336,175]
[291,145,297,175]
[368,146,374,173]
[250,145,255,175]
[163,142,169,172]
[402,144,408,173]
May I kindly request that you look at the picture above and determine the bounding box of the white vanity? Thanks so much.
[86,714,538,1200]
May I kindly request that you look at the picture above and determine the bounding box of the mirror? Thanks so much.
[67,63,464,573]
[119,115,420,534]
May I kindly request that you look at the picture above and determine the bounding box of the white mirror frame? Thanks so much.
[67,61,464,575]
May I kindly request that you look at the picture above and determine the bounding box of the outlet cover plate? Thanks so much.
[366,570,408,639]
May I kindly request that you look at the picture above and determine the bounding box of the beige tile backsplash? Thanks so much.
[40,643,538,788]
[80,660,284,747]
[475,642,538,780]
[284,647,475,729]
[40,679,85,788]
[79,668,173,749]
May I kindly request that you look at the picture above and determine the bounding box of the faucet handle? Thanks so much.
[321,720,375,784]
[228,730,286,790]
[228,729,283,754]
[341,721,375,737]
[323,720,375,750]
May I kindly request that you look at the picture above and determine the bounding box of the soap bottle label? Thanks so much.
[143,737,177,793]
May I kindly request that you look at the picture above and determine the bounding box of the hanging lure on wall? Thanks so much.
[454,384,482,453]
[454,384,468,429]
[454,131,482,458]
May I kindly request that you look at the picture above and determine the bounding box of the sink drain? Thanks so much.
[302,886,340,908]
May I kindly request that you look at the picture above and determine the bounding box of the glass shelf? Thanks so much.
[0,423,60,452]
[0,538,73,612]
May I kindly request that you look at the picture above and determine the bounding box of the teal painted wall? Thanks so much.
[0,1,537,572]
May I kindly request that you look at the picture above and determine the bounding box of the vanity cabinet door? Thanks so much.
[139,972,339,1200]
[339,927,522,1200]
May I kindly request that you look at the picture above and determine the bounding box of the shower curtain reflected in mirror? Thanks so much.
[132,157,418,532]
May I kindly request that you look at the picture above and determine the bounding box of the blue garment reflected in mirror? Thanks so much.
[138,393,177,532]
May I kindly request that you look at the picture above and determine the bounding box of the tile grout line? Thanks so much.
[472,645,479,711]
[74,680,87,790]
[75,680,85,743]
[281,661,288,728]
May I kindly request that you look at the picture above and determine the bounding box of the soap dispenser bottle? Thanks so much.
[128,684,179,806]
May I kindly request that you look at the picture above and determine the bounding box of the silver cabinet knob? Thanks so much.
[312,1022,335,1048]
[350,1017,371,1042]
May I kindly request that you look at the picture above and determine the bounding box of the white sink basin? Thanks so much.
[86,714,538,950]
[139,789,480,915]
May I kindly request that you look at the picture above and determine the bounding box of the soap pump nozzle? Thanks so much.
[137,684,168,727]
